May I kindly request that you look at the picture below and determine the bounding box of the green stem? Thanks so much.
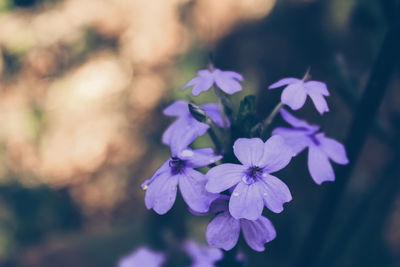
[207,124,222,154]
[262,102,283,132]
[213,87,229,129]
[251,101,283,137]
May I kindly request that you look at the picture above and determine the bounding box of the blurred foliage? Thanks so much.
[0,183,81,258]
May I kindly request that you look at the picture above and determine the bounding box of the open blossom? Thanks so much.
[143,131,222,214]
[206,196,276,252]
[118,247,165,267]
[272,109,349,184]
[162,100,229,150]
[268,77,330,114]
[184,240,223,267]
[206,136,293,220]
[183,68,243,96]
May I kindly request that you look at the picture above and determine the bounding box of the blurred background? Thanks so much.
[0,0,399,266]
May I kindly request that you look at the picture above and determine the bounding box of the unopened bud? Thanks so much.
[188,102,209,124]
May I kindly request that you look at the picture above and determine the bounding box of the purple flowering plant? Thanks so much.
[141,63,349,263]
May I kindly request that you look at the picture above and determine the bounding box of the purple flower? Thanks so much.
[206,136,293,220]
[184,240,223,267]
[143,134,222,214]
[206,196,276,252]
[268,77,330,114]
[183,68,243,96]
[272,109,349,184]
[118,247,165,267]
[162,100,229,150]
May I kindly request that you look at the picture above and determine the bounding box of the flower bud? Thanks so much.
[189,102,210,124]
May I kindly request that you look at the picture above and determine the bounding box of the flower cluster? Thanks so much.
[141,66,349,259]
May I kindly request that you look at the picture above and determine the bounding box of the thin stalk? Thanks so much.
[302,67,311,81]
[213,86,230,129]
[262,101,283,133]
[208,124,222,154]
[251,102,283,137]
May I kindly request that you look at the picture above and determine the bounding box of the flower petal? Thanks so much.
[202,103,230,128]
[119,247,165,267]
[209,195,229,213]
[272,127,310,155]
[259,135,293,172]
[169,118,209,156]
[305,81,330,96]
[179,169,219,213]
[259,174,292,213]
[316,134,349,164]
[280,108,303,127]
[198,69,212,77]
[182,70,214,96]
[180,148,222,168]
[279,108,319,131]
[145,171,178,215]
[307,144,335,184]
[233,138,265,166]
[307,88,329,114]
[206,164,246,193]
[206,211,240,251]
[229,182,263,220]
[188,195,229,216]
[192,79,214,96]
[192,70,214,96]
[214,69,243,95]
[182,77,200,90]
[268,77,300,89]
[223,70,244,81]
[184,240,223,265]
[281,82,307,110]
[240,216,276,252]
[163,100,189,117]
[162,117,187,146]
[141,160,170,189]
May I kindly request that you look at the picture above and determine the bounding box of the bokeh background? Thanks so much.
[0,0,399,266]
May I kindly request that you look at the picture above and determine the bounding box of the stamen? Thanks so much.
[169,157,186,174]
[243,166,263,185]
